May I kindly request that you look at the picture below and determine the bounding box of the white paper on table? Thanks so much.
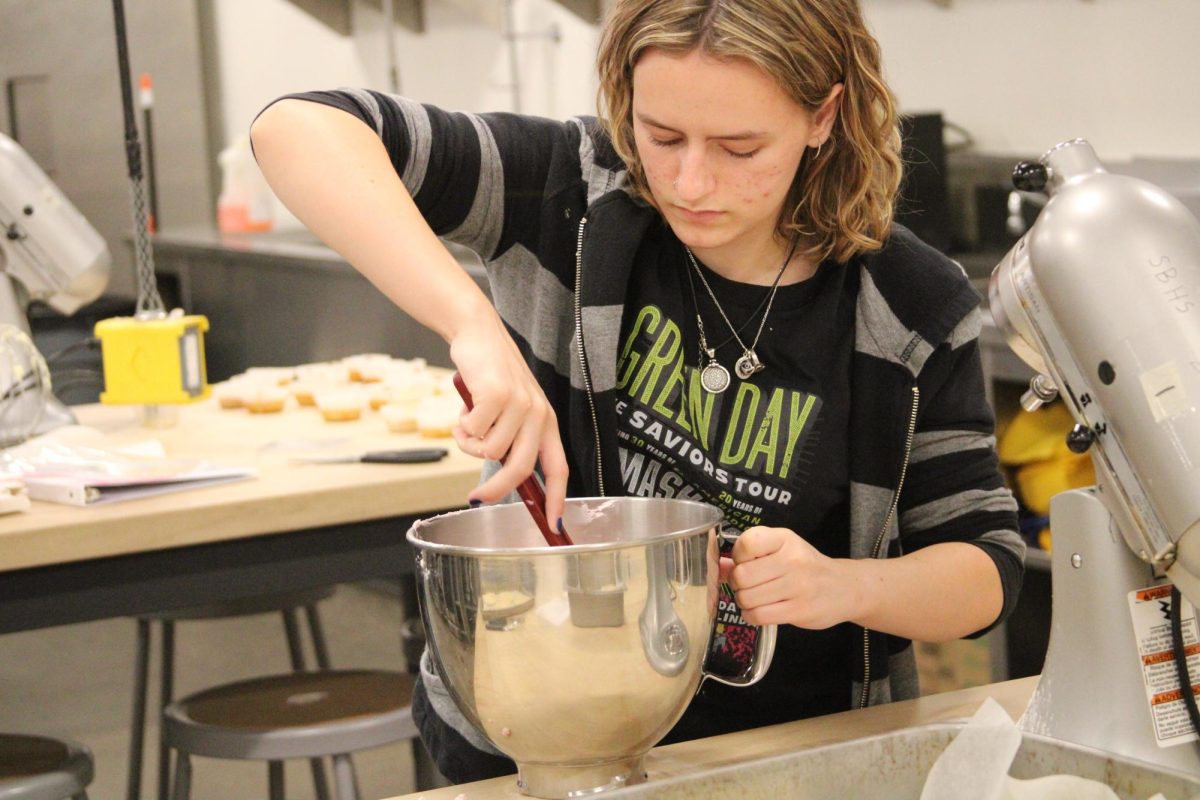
[921,696,1023,800]
[17,468,255,506]
[921,698,1144,800]
[0,477,30,515]
[0,425,256,506]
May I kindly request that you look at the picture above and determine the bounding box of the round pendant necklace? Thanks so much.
[692,312,731,393]
[683,240,797,393]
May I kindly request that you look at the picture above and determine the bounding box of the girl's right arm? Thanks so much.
[250,99,568,523]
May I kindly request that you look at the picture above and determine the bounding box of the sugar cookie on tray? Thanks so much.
[243,366,296,386]
[380,401,419,433]
[343,354,392,383]
[366,382,394,411]
[244,385,289,414]
[289,380,319,407]
[213,378,249,409]
[315,388,367,422]
[416,396,463,438]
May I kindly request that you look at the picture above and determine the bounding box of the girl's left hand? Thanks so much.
[718,526,858,629]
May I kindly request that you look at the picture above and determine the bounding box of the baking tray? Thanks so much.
[610,723,1200,799]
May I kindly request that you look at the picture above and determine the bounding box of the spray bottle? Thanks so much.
[216,135,273,233]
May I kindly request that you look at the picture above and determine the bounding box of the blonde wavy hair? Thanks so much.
[597,0,902,264]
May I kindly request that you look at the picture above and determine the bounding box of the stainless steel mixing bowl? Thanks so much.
[407,497,775,798]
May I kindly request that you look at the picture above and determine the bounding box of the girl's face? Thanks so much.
[631,48,835,272]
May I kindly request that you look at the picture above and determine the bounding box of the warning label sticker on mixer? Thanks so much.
[1127,584,1200,746]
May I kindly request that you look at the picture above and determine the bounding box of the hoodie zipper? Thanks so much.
[858,383,920,709]
[573,215,606,496]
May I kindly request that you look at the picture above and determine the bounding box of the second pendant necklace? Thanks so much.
[683,240,797,394]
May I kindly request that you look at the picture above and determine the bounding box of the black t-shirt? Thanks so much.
[614,224,859,739]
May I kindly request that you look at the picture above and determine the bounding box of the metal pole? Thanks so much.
[504,0,521,113]
[110,0,164,318]
[382,0,401,93]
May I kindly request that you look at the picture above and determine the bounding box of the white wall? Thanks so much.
[214,0,600,149]
[214,0,1198,168]
[213,0,599,227]
[863,0,1199,159]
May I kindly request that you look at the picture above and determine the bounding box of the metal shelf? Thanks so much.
[284,0,425,35]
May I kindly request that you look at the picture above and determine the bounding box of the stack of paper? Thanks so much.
[0,426,256,507]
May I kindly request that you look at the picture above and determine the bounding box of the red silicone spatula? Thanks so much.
[453,373,573,546]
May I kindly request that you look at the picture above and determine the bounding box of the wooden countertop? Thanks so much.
[0,398,481,572]
[388,677,1038,800]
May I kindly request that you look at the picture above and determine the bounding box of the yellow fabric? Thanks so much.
[1012,453,1095,516]
[1038,529,1053,551]
[998,402,1076,466]
[998,402,1096,518]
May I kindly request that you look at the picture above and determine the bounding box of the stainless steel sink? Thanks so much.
[609,724,1200,799]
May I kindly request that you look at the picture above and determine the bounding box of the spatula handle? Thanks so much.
[452,373,572,546]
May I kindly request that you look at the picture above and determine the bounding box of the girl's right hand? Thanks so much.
[448,308,569,525]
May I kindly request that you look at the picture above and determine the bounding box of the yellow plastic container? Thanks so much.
[95,315,211,405]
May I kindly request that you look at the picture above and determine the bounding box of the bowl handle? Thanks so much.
[702,621,777,688]
[701,529,778,687]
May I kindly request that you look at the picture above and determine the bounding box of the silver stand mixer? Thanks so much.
[0,131,111,442]
[989,139,1200,773]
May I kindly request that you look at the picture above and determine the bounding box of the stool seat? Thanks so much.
[128,585,340,800]
[0,734,93,800]
[164,670,417,761]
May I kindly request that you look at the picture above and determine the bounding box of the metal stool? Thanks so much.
[163,670,417,800]
[129,586,336,800]
[0,734,93,800]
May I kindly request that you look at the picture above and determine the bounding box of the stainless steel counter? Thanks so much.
[386,678,1041,800]
[151,226,489,380]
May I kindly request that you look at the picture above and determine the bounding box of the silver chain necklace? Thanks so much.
[683,241,797,394]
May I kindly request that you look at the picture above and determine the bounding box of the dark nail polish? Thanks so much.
[556,517,566,534]
[469,499,482,508]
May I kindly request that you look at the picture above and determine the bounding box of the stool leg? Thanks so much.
[170,754,191,800]
[128,618,151,800]
[157,620,175,800]
[268,761,285,800]
[283,608,307,669]
[307,602,354,792]
[282,609,331,800]
[332,754,360,800]
[306,604,331,669]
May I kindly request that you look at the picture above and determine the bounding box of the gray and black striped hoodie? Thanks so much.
[275,89,1024,725]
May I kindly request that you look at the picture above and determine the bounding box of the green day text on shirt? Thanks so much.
[614,301,823,532]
